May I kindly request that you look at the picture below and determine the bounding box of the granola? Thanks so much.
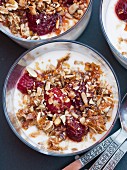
[16,53,114,151]
[0,0,89,39]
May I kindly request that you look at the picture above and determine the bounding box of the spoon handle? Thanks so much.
[62,129,120,170]
[103,141,127,170]
[79,129,120,167]
[89,129,127,170]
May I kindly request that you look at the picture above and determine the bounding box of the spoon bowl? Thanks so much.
[120,93,127,132]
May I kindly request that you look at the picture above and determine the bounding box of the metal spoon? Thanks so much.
[89,93,127,170]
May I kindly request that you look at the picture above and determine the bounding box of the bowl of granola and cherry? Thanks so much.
[0,0,92,48]
[3,41,120,155]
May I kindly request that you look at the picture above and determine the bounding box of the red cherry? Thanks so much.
[44,87,71,114]
[27,12,59,36]
[115,0,127,21]
[66,117,88,142]
[17,73,43,94]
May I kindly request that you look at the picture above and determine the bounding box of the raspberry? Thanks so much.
[44,87,71,114]
[27,12,58,36]
[66,117,88,142]
[17,73,43,94]
[115,0,127,20]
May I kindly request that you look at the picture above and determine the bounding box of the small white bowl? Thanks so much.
[100,0,127,69]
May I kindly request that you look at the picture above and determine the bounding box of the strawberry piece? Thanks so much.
[17,73,43,94]
[44,87,71,114]
[66,117,88,142]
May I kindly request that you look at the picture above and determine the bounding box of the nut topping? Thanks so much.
[0,0,89,39]
[26,67,37,77]
[16,54,115,151]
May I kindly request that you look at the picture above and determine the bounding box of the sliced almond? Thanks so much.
[103,106,111,113]
[48,98,53,104]
[89,98,95,105]
[26,67,37,77]
[65,74,75,79]
[43,121,54,132]
[68,3,79,15]
[81,92,88,105]
[60,115,66,125]
[64,97,70,103]
[52,114,57,121]
[56,19,59,29]
[80,117,85,125]
[97,98,102,106]
[71,112,78,119]
[54,117,61,126]
[45,81,51,91]
[68,91,76,99]
[37,112,41,122]
[37,87,42,96]
[65,12,73,19]
[65,110,70,116]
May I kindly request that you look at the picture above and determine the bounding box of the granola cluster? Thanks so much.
[0,0,89,39]
[16,54,114,151]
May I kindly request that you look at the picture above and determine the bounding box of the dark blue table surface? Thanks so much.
[0,0,127,170]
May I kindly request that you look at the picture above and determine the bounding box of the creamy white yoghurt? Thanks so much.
[13,50,118,154]
[106,0,127,57]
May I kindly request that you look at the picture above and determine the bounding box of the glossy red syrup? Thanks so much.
[27,12,58,36]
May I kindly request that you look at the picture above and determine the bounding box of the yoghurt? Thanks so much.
[106,0,127,57]
[13,50,118,154]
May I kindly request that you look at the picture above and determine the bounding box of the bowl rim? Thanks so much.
[100,0,127,64]
[0,0,93,43]
[3,40,121,156]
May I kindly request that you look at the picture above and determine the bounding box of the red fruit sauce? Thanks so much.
[44,87,71,114]
[66,117,88,142]
[27,12,59,36]
[115,0,127,21]
[17,73,43,94]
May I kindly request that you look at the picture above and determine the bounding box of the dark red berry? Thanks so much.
[66,117,88,142]
[68,82,86,110]
[115,0,127,21]
[27,12,59,36]
[63,0,73,6]
[44,87,71,114]
[17,73,43,94]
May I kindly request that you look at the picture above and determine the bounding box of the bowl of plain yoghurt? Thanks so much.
[3,40,120,156]
[0,0,92,49]
[100,0,127,69]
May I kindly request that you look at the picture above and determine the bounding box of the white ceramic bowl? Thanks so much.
[100,0,127,69]
[0,0,93,49]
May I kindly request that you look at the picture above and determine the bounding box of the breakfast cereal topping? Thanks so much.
[0,0,89,39]
[16,54,114,150]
